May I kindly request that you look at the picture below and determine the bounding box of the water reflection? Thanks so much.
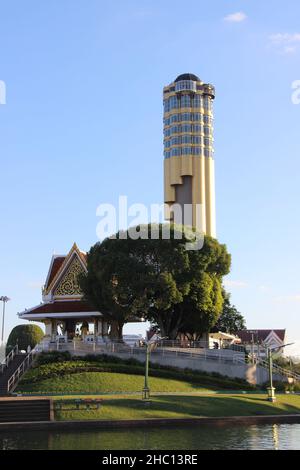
[272,424,280,450]
[0,424,299,450]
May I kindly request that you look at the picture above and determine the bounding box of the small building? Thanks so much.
[208,332,238,350]
[18,243,123,347]
[147,328,238,350]
[123,335,144,347]
[236,329,286,358]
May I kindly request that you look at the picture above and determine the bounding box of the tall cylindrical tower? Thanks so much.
[163,73,216,237]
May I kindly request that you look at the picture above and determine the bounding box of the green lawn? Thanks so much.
[54,394,300,421]
[17,372,214,394]
[15,359,300,422]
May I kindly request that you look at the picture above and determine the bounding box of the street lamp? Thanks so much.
[265,342,294,402]
[0,296,10,344]
[142,336,166,401]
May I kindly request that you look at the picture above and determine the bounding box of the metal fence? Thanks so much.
[257,358,300,382]
[37,339,247,365]
[7,349,36,393]
[0,344,19,374]
[155,339,246,352]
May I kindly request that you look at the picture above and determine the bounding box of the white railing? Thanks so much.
[41,340,246,365]
[257,358,300,382]
[7,349,36,393]
[0,344,18,374]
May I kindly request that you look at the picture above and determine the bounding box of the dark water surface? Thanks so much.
[0,424,300,450]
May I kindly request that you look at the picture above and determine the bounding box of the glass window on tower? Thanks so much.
[175,80,197,92]
[193,113,202,121]
[182,147,193,155]
[193,95,202,108]
[180,95,191,108]
[203,97,211,111]
[182,124,192,133]
[193,124,202,133]
[204,148,212,157]
[182,135,192,144]
[171,148,181,157]
[204,137,212,146]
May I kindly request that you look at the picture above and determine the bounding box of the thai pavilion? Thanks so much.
[18,243,110,346]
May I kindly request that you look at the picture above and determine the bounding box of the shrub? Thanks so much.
[35,351,72,366]
[6,324,44,355]
[263,380,300,392]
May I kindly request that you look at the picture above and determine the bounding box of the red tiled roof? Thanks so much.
[45,257,66,289]
[236,329,286,343]
[26,300,98,315]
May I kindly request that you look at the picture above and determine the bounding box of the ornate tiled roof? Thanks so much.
[45,256,66,290]
[236,329,286,343]
[21,300,97,315]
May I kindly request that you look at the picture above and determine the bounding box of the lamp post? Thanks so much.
[267,347,275,402]
[0,296,10,344]
[142,336,166,401]
[142,342,151,400]
[265,342,294,402]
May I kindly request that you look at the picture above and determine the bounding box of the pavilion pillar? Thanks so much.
[98,319,103,336]
[50,319,57,342]
[45,320,52,337]
[103,320,109,341]
[94,318,98,342]
[96,319,104,343]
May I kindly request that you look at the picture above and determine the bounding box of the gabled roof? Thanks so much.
[43,243,87,296]
[44,256,66,290]
[237,329,286,343]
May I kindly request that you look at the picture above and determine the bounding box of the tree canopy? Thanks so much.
[80,224,231,340]
[213,291,246,334]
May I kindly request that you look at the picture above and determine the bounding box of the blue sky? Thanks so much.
[0,1,300,356]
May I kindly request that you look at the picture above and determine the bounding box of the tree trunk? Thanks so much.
[109,320,124,341]
[156,316,167,338]
[117,322,124,341]
[109,321,119,341]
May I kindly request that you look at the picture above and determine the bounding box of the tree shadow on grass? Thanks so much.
[103,395,300,418]
[232,394,300,415]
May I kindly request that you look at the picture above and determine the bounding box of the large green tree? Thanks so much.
[80,224,231,340]
[80,234,149,340]
[177,273,224,340]
[213,291,246,334]
[149,236,231,339]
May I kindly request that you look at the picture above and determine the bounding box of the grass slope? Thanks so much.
[55,394,300,421]
[17,371,213,394]
[17,359,254,394]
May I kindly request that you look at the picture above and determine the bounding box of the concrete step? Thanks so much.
[0,399,52,422]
